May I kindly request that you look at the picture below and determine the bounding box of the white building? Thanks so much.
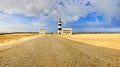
[57,18,72,35]
[62,28,72,35]
[39,29,46,35]
[58,18,62,34]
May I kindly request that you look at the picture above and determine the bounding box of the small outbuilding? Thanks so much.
[62,28,72,35]
[39,29,46,35]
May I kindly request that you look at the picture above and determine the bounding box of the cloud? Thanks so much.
[0,0,119,32]
[0,13,11,20]
[85,28,120,32]
[0,0,119,20]
[0,0,119,23]
[0,24,29,32]
[0,0,94,23]
[90,0,120,19]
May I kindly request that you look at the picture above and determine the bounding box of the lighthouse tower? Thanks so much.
[58,18,62,34]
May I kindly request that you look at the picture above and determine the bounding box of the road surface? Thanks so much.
[0,35,120,67]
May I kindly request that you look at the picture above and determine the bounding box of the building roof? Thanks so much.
[62,28,72,30]
[40,29,45,30]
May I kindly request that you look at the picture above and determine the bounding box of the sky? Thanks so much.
[0,0,120,32]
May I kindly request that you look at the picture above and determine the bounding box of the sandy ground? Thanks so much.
[0,35,40,52]
[0,33,39,45]
[0,35,120,67]
[58,34,120,50]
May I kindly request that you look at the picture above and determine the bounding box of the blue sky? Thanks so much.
[0,0,120,32]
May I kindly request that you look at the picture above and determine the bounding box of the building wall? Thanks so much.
[39,29,46,35]
[58,18,62,34]
[62,28,72,35]
[57,18,72,35]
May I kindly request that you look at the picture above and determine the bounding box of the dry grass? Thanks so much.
[0,33,39,44]
[58,34,120,50]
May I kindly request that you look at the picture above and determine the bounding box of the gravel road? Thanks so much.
[0,35,120,67]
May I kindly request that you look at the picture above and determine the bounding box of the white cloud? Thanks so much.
[0,0,93,23]
[90,0,120,19]
[0,0,119,32]
[85,28,120,32]
[0,0,119,21]
[0,13,11,19]
[0,24,29,32]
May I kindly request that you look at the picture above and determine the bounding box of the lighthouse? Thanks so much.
[58,18,62,34]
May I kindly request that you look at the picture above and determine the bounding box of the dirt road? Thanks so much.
[0,35,120,67]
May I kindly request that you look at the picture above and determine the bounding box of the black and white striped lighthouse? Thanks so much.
[58,18,62,34]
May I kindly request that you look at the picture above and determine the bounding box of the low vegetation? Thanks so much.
[58,34,120,50]
[0,33,39,44]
